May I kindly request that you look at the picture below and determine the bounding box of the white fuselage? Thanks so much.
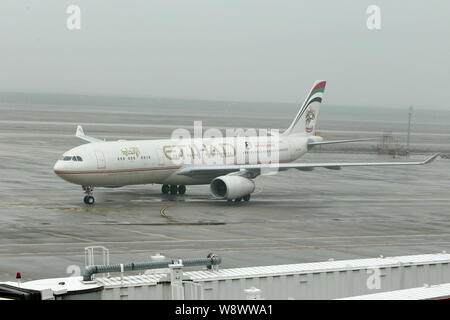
[54,135,310,188]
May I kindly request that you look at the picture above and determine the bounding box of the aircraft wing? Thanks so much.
[176,153,440,177]
[75,126,104,143]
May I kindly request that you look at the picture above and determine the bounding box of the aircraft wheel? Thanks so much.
[243,194,251,201]
[234,197,242,203]
[84,196,95,205]
[178,185,186,195]
[169,185,178,195]
[161,184,170,194]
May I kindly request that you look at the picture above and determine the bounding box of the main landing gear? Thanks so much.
[82,185,95,205]
[228,194,251,203]
[161,184,186,195]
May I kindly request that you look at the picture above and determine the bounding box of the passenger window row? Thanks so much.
[117,156,151,161]
[117,157,137,160]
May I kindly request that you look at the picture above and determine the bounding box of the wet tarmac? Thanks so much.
[0,103,449,281]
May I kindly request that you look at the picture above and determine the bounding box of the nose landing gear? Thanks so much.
[82,185,95,205]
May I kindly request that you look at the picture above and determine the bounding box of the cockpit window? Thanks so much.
[60,155,83,161]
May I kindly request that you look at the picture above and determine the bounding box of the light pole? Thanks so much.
[407,106,413,156]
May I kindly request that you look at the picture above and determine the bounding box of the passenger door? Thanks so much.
[95,151,106,169]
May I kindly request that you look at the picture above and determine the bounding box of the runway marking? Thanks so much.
[110,226,180,240]
[91,222,226,226]
[3,233,450,247]
[159,202,183,223]
[2,119,450,137]
[250,224,335,238]
[0,202,35,208]
[2,241,450,257]
[36,230,96,243]
[183,221,352,253]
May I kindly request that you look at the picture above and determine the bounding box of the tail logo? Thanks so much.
[284,80,326,135]
[305,109,316,133]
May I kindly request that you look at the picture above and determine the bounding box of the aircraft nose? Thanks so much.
[53,160,63,175]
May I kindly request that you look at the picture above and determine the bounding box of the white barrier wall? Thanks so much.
[182,253,450,300]
[3,253,450,300]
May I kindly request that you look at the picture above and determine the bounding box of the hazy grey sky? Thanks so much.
[0,0,449,108]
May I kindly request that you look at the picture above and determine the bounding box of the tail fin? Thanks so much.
[283,80,326,136]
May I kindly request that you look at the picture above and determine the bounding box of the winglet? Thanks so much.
[76,125,85,137]
[422,153,441,164]
[75,125,103,143]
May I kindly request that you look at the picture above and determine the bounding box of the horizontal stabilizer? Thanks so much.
[308,138,377,146]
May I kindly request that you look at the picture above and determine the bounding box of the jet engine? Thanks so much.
[210,175,255,200]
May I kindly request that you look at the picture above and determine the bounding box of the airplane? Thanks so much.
[53,80,439,204]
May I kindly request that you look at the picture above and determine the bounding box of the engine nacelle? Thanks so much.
[210,175,255,200]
